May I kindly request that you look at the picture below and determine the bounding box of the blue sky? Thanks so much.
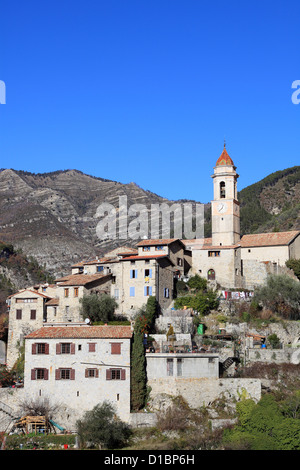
[0,0,299,203]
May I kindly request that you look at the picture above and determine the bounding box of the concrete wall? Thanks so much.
[148,377,261,408]
[146,353,219,379]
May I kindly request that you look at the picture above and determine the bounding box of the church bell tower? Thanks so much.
[211,144,240,246]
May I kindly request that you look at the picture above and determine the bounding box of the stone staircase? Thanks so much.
[0,401,19,433]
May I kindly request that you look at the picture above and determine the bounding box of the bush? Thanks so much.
[79,294,118,322]
[253,274,300,320]
[76,401,131,449]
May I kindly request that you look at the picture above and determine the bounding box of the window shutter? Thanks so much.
[144,286,147,296]
[89,343,96,352]
[121,369,126,380]
[85,369,89,378]
[31,369,36,380]
[45,343,49,355]
[130,287,135,297]
[32,343,37,355]
[56,343,61,354]
[44,369,49,380]
[95,369,99,378]
[70,369,75,380]
[135,269,138,278]
[149,286,152,295]
[130,270,133,279]
[149,269,152,278]
[111,343,121,354]
[55,369,61,380]
[71,343,75,354]
[106,369,112,380]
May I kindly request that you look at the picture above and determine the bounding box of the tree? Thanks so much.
[79,293,118,323]
[130,312,147,411]
[187,274,207,291]
[286,258,300,280]
[253,274,300,320]
[76,401,131,449]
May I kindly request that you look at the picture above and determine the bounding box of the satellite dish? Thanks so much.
[85,318,90,324]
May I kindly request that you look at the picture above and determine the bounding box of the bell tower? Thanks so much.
[211,144,240,246]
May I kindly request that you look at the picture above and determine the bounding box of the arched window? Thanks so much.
[220,181,226,198]
[208,269,215,280]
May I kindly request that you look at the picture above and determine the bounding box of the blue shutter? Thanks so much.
[135,269,138,279]
[130,287,135,297]
[149,269,152,278]
[149,286,152,295]
[144,286,147,296]
[130,270,133,279]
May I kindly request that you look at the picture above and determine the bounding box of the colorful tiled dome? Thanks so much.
[216,146,234,166]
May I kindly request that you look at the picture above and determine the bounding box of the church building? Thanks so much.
[184,146,300,290]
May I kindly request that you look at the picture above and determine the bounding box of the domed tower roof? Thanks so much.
[216,144,234,167]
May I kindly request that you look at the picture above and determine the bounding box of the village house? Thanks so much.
[24,324,132,426]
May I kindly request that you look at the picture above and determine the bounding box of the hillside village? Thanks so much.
[1,146,300,436]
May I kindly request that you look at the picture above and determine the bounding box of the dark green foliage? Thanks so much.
[253,274,300,320]
[174,289,219,315]
[286,258,300,280]
[223,394,300,450]
[79,293,118,322]
[76,401,131,449]
[187,274,207,291]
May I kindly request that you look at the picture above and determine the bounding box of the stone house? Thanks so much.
[24,324,132,426]
[6,289,52,368]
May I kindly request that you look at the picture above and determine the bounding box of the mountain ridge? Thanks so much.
[0,166,299,276]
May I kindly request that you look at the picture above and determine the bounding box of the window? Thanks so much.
[55,368,75,380]
[164,288,170,298]
[16,298,37,303]
[208,251,220,257]
[56,342,75,354]
[106,368,126,380]
[111,343,121,355]
[30,309,36,320]
[177,258,183,266]
[74,287,79,297]
[31,368,48,380]
[177,359,183,376]
[32,343,49,355]
[85,368,99,378]
[88,342,96,352]
[167,359,173,376]
[220,181,226,198]
[16,309,22,320]
[130,269,138,279]
[130,287,135,297]
[114,288,119,299]
[97,265,104,272]
[144,268,152,278]
[144,286,152,296]
[142,246,150,251]
[64,288,69,298]
[155,246,163,251]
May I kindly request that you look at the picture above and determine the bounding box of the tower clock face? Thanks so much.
[217,202,227,213]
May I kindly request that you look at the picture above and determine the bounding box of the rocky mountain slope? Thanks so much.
[0,165,299,277]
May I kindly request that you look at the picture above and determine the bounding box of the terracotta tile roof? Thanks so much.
[45,298,60,306]
[136,238,181,247]
[25,325,132,340]
[55,273,112,286]
[215,147,234,166]
[240,231,300,247]
[119,254,174,263]
[7,289,52,299]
